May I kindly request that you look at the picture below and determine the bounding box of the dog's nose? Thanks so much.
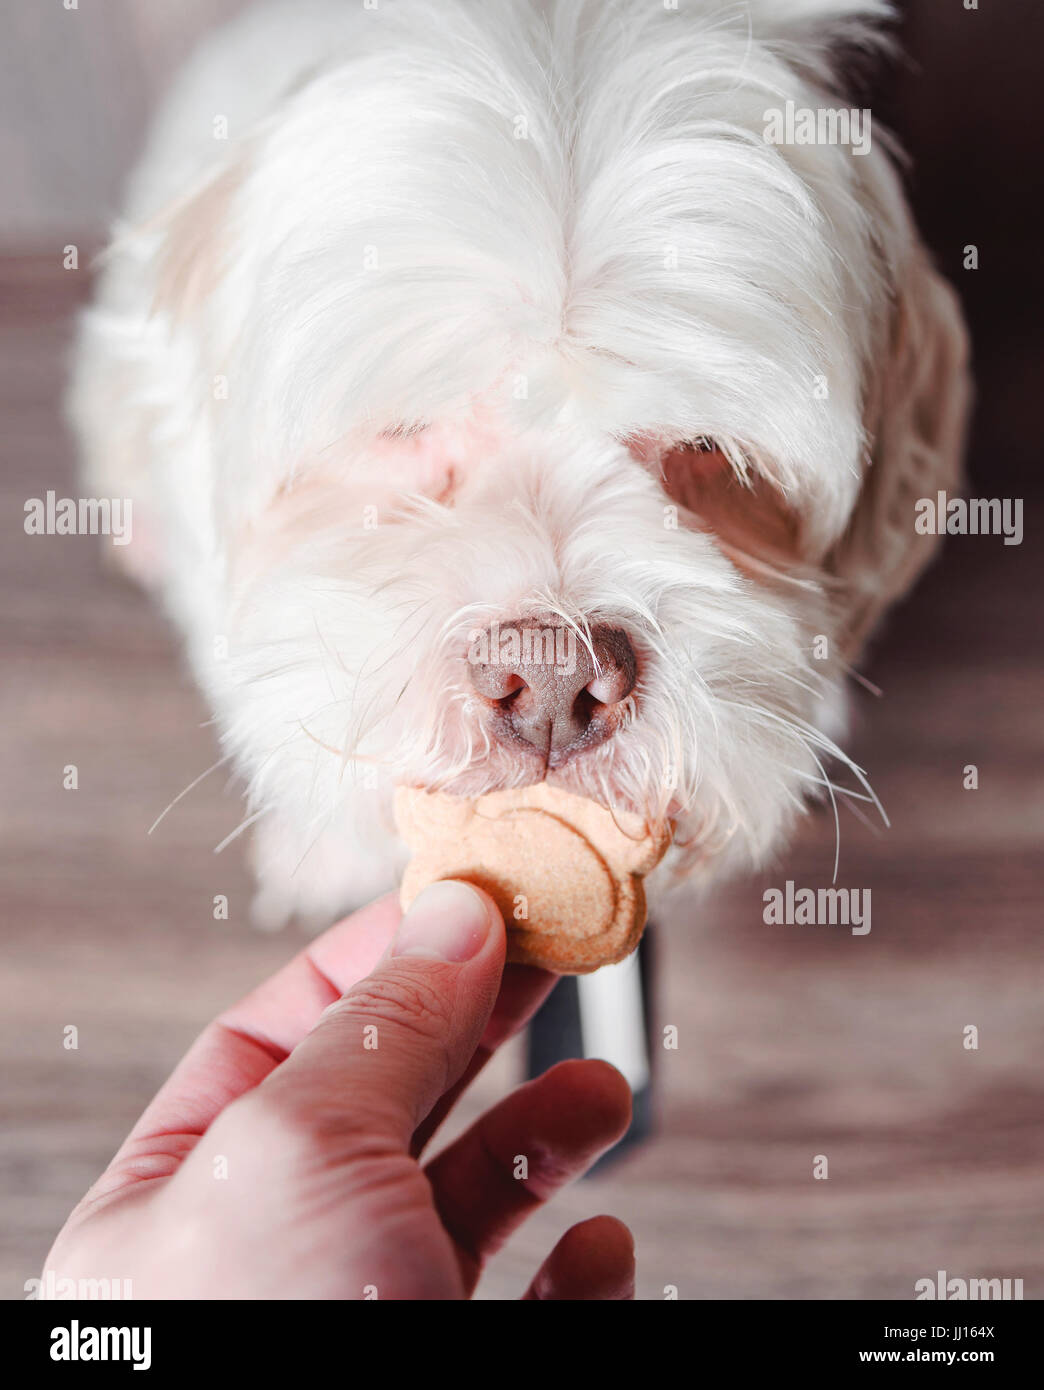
[467,619,637,763]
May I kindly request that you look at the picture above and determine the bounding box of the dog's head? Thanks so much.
[143,0,968,887]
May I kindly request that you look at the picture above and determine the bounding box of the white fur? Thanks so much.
[69,0,969,926]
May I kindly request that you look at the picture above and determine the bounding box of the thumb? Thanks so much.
[260,881,506,1149]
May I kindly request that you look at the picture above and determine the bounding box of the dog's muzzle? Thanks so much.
[467,616,637,768]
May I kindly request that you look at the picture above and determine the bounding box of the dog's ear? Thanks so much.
[139,157,246,324]
[826,246,971,659]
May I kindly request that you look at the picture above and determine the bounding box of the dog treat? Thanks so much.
[394,783,672,973]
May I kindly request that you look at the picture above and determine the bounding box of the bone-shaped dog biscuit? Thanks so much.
[394,783,672,973]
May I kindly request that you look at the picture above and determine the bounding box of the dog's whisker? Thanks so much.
[717,698,871,881]
[840,662,884,698]
[803,741,842,884]
[785,716,888,829]
[213,807,268,856]
[839,795,888,837]
[148,753,233,836]
[288,811,340,882]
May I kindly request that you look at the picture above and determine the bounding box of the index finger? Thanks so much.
[98,895,401,1188]
[89,893,555,1202]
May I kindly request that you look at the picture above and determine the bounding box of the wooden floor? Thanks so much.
[2,254,1042,1301]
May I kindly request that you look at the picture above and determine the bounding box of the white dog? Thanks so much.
[70,0,969,931]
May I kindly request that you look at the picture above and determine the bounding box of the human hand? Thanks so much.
[44,882,634,1299]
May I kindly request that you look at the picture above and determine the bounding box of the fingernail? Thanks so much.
[393,880,492,962]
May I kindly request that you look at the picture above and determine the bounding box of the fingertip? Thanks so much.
[576,1213,636,1261]
[526,1215,636,1301]
[540,1057,634,1140]
[392,879,505,963]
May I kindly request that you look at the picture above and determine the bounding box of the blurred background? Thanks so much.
[2,0,1042,1299]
